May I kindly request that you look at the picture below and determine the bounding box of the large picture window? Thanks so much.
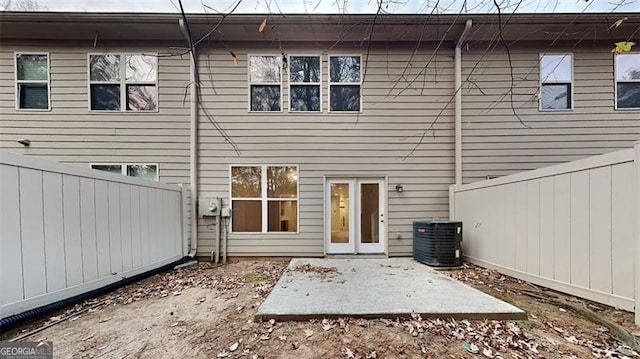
[289,55,321,112]
[539,53,573,110]
[89,54,157,111]
[615,53,640,109]
[231,165,298,233]
[15,53,50,110]
[249,55,282,111]
[91,164,158,181]
[329,55,361,112]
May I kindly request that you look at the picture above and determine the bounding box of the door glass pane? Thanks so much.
[330,183,350,244]
[232,200,262,232]
[360,183,379,244]
[267,200,297,232]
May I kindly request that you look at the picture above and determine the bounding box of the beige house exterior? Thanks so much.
[1,12,638,258]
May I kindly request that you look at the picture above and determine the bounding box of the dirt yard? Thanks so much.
[2,259,639,358]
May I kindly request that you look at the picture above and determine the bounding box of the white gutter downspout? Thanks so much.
[455,19,473,185]
[180,18,199,258]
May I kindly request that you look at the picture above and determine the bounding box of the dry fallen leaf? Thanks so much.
[304,329,314,339]
[229,342,239,352]
[258,18,267,32]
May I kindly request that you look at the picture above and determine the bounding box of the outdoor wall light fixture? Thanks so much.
[395,184,404,193]
[18,139,31,146]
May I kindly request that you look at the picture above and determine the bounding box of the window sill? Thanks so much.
[539,108,573,112]
[16,108,51,112]
[229,232,301,235]
[88,110,160,114]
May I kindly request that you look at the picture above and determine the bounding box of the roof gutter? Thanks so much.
[179,17,199,258]
[454,19,472,185]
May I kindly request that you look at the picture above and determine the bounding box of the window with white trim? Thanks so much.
[289,55,321,112]
[91,164,158,181]
[539,53,573,110]
[615,53,640,109]
[231,165,298,233]
[89,54,157,111]
[249,55,282,111]
[16,53,50,110]
[329,55,361,112]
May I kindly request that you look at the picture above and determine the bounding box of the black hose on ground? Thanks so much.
[0,256,191,333]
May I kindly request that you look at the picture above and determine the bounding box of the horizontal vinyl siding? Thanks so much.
[196,45,455,257]
[461,42,640,183]
[0,42,191,186]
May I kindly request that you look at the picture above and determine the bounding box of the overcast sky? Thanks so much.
[18,0,640,13]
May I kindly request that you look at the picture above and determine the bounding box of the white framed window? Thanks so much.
[329,55,362,112]
[15,53,50,110]
[91,164,158,181]
[88,53,158,111]
[288,55,321,112]
[248,55,282,112]
[539,53,573,110]
[615,53,640,109]
[230,165,298,233]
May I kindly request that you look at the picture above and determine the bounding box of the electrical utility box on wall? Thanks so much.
[198,197,220,218]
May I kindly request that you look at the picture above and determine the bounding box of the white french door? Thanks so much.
[325,178,386,254]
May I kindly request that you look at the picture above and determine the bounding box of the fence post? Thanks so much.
[635,141,640,326]
[449,184,457,221]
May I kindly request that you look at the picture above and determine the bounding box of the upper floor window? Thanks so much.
[615,53,640,109]
[15,53,50,110]
[249,55,282,111]
[329,55,361,112]
[289,55,321,112]
[91,164,158,181]
[89,54,157,111]
[540,53,573,110]
[230,165,298,233]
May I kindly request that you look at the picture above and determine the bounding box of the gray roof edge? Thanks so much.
[0,11,637,24]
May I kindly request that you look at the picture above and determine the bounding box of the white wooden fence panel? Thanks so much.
[42,172,66,292]
[95,180,111,278]
[0,151,186,318]
[611,163,635,300]
[19,168,47,299]
[1,165,23,305]
[451,143,639,318]
[80,177,99,283]
[553,174,571,284]
[63,175,84,287]
[539,177,554,279]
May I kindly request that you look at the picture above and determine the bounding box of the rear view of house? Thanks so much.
[1,12,638,259]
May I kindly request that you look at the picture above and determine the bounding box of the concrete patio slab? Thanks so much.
[256,258,526,321]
